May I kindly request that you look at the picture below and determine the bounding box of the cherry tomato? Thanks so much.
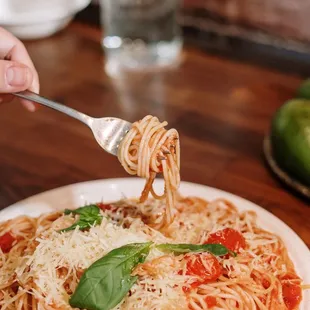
[206,228,246,252]
[280,274,302,310]
[282,283,301,310]
[0,232,16,253]
[185,253,223,284]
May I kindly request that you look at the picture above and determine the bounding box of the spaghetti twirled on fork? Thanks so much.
[118,115,180,227]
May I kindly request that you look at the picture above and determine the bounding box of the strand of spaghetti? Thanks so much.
[0,290,26,309]
[233,285,257,310]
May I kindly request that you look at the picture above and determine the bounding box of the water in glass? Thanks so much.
[100,0,183,76]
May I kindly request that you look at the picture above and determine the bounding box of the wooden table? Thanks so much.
[0,23,309,246]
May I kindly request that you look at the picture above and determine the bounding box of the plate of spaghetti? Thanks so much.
[0,115,309,310]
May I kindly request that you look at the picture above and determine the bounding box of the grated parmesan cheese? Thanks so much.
[11,214,191,309]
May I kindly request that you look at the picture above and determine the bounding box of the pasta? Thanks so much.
[118,115,180,227]
[0,196,305,310]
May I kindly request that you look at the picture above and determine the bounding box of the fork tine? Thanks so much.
[91,118,132,156]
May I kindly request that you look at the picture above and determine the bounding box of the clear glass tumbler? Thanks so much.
[100,0,183,76]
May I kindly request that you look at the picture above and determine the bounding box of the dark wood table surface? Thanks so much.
[0,23,309,246]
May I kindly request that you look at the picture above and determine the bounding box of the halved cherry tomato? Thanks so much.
[280,274,302,310]
[206,228,246,252]
[186,253,223,281]
[184,253,223,289]
[0,232,16,253]
[282,282,301,310]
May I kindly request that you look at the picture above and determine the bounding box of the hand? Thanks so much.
[0,27,39,111]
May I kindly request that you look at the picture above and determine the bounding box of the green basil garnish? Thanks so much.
[60,205,103,232]
[69,242,152,310]
[156,243,233,256]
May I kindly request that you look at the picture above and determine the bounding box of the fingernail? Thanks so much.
[23,101,36,112]
[6,66,30,87]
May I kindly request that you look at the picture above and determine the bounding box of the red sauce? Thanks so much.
[280,274,302,310]
[0,232,16,253]
[206,228,246,252]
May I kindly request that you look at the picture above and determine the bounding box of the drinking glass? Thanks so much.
[99,0,183,76]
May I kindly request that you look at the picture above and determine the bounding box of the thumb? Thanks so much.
[0,60,33,93]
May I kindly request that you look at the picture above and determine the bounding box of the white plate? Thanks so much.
[0,178,309,309]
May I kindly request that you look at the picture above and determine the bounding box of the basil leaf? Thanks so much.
[69,242,152,310]
[60,205,102,232]
[64,204,99,216]
[156,243,231,256]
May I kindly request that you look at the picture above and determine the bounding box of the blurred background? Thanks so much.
[1,0,310,74]
[79,0,310,75]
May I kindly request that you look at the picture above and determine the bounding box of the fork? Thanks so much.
[13,90,132,156]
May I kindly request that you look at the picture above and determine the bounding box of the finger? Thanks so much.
[0,28,39,111]
[0,60,36,111]
[21,100,36,111]
[0,28,39,94]
[7,42,39,110]
[0,60,33,93]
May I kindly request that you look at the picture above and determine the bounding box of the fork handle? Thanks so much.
[13,90,93,126]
